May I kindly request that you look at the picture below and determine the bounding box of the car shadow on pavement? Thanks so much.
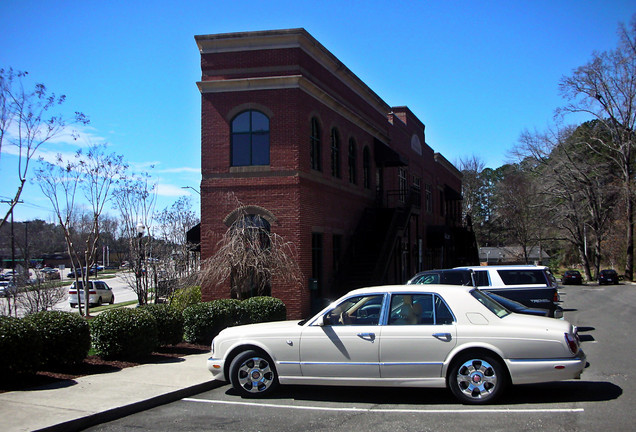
[226,380,621,406]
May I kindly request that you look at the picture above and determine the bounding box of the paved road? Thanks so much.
[0,271,139,315]
[54,271,139,312]
[84,282,635,432]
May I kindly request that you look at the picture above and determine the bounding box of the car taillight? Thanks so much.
[553,291,560,302]
[69,290,77,294]
[89,291,97,294]
[565,333,579,354]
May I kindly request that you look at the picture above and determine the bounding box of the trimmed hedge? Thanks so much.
[182,297,287,345]
[143,304,184,346]
[0,316,41,375]
[183,299,247,344]
[91,308,159,359]
[24,311,90,367]
[242,296,286,323]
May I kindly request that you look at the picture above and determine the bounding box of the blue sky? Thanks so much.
[1,0,633,222]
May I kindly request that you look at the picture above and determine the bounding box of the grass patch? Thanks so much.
[89,300,138,313]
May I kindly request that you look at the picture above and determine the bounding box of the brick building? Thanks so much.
[195,28,478,319]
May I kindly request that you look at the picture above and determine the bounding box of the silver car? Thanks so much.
[206,284,586,404]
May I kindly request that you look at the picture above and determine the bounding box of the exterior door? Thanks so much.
[299,294,384,378]
[379,293,457,378]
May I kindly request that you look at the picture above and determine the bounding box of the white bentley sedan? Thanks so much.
[207,285,586,404]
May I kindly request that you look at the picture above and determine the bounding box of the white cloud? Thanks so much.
[156,183,192,197]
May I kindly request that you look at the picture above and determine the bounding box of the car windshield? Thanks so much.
[470,289,510,318]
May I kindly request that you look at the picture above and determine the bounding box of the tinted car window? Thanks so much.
[473,270,489,287]
[497,270,547,285]
[471,289,510,318]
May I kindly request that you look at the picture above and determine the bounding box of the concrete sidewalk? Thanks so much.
[0,351,219,432]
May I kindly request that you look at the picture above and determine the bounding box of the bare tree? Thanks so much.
[35,143,126,316]
[517,123,618,279]
[457,155,486,242]
[113,173,157,306]
[153,196,200,299]
[0,68,89,229]
[199,197,302,300]
[16,277,67,315]
[558,15,636,278]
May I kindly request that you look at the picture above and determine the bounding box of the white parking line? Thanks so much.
[183,398,584,414]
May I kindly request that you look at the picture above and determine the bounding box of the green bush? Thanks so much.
[169,285,201,312]
[143,304,184,346]
[183,299,247,344]
[242,296,287,323]
[24,311,90,367]
[0,316,41,375]
[91,308,159,359]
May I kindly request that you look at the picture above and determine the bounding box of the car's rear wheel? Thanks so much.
[448,353,507,404]
[229,350,279,398]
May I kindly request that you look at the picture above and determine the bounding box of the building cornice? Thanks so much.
[434,153,462,179]
[197,75,390,143]
[195,28,390,119]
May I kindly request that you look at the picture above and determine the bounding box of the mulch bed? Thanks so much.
[0,343,209,393]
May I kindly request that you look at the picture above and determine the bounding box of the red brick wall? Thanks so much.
[197,30,464,319]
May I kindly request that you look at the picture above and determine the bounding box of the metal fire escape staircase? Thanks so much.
[335,187,419,292]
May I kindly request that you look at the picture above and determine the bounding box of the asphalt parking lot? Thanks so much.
[84,282,635,432]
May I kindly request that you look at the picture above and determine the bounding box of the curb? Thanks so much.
[35,380,223,432]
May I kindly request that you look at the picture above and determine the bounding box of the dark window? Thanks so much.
[331,128,341,178]
[324,294,384,326]
[473,270,490,286]
[348,138,357,184]
[312,233,323,290]
[231,110,270,166]
[363,146,371,189]
[333,234,342,272]
[497,270,548,285]
[399,168,407,203]
[310,117,321,171]
[425,184,432,213]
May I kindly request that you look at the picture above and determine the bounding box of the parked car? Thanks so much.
[561,270,583,285]
[207,284,586,404]
[452,265,563,318]
[407,269,550,317]
[67,267,96,278]
[68,280,114,307]
[408,266,562,318]
[0,281,17,297]
[39,267,60,280]
[598,269,619,285]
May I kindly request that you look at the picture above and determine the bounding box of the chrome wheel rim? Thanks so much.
[237,356,275,393]
[456,359,498,399]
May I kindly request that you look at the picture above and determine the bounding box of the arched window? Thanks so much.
[231,110,270,166]
[348,138,357,184]
[363,146,371,189]
[331,128,341,178]
[310,118,322,171]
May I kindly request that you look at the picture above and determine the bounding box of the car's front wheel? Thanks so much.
[229,350,279,397]
[448,353,507,404]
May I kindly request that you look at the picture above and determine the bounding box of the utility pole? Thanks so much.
[0,200,23,278]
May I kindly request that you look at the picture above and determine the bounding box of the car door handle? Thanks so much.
[357,332,376,342]
[433,333,452,342]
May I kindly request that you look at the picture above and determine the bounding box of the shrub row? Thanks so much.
[183,296,286,344]
[1,295,286,374]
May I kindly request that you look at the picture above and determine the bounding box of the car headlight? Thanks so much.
[210,339,215,356]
